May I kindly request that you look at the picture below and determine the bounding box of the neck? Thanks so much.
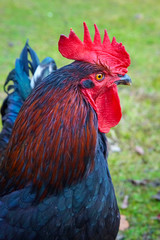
[1,80,98,199]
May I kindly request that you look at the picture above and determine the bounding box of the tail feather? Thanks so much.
[14,40,40,100]
[20,40,40,76]
[0,41,57,151]
[30,56,57,88]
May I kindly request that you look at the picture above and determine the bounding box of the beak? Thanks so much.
[115,74,132,86]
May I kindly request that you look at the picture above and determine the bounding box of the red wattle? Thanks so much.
[96,85,122,133]
[82,85,122,133]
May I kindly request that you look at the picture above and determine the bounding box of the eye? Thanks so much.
[95,73,105,81]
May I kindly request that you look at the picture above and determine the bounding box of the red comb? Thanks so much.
[58,22,131,75]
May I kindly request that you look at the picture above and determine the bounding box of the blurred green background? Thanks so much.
[0,0,160,239]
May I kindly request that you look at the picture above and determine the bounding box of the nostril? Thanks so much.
[118,74,124,77]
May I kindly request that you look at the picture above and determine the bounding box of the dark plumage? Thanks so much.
[0,23,131,240]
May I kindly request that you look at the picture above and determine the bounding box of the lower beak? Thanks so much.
[115,74,132,86]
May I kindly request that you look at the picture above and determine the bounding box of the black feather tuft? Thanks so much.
[81,79,95,89]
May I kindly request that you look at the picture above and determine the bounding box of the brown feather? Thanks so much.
[1,80,98,200]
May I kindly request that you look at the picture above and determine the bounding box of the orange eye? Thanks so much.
[95,73,105,81]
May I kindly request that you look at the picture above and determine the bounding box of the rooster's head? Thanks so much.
[58,22,131,133]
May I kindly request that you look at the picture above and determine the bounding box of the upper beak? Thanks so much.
[115,74,132,86]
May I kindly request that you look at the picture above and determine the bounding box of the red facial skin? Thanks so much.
[80,70,122,133]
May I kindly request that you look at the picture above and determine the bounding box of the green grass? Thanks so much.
[0,0,160,239]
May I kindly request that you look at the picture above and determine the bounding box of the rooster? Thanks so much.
[0,23,131,240]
